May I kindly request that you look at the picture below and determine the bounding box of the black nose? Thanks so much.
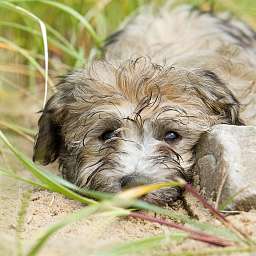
[120,174,152,189]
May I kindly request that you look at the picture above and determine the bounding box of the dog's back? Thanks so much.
[105,5,256,124]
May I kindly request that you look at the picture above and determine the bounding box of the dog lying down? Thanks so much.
[33,4,256,205]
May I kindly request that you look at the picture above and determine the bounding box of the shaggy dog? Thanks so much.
[33,4,256,205]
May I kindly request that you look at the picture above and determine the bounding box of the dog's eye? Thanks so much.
[164,131,180,142]
[100,130,116,141]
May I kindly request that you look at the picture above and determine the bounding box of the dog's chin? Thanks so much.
[142,187,182,206]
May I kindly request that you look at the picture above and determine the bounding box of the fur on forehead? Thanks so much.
[56,57,241,125]
[60,57,209,110]
[68,57,187,100]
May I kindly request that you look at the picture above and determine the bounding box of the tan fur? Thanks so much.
[33,5,256,205]
[105,4,256,124]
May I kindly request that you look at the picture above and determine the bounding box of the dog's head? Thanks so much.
[33,58,242,205]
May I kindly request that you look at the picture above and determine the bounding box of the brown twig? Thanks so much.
[184,183,254,245]
[215,170,228,209]
[129,212,233,247]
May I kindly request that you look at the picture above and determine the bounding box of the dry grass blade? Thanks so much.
[129,212,234,247]
[0,120,34,142]
[184,183,255,245]
[117,180,182,200]
[0,120,36,136]
[95,232,188,256]
[0,36,54,89]
[0,168,48,189]
[16,189,32,256]
[166,245,256,256]
[1,1,51,107]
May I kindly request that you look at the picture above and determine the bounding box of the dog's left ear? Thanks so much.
[33,93,67,165]
[193,70,244,125]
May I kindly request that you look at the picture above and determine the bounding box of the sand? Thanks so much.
[1,170,256,256]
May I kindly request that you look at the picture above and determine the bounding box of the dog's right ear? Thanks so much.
[33,96,64,165]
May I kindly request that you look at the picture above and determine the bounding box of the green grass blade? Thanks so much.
[0,36,54,89]
[0,21,82,61]
[96,232,188,256]
[0,130,97,205]
[0,120,36,136]
[6,0,103,47]
[40,170,113,200]
[1,1,51,105]
[43,24,78,54]
[26,205,100,256]
[0,120,35,142]
[37,0,102,47]
[0,168,48,189]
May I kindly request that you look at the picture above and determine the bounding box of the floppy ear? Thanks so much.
[193,70,244,125]
[33,96,64,165]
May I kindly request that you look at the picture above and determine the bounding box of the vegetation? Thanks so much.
[0,1,256,255]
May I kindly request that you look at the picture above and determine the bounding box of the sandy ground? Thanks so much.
[0,167,200,256]
[1,92,256,256]
[1,167,256,256]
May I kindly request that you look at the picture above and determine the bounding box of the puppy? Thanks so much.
[33,5,256,205]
